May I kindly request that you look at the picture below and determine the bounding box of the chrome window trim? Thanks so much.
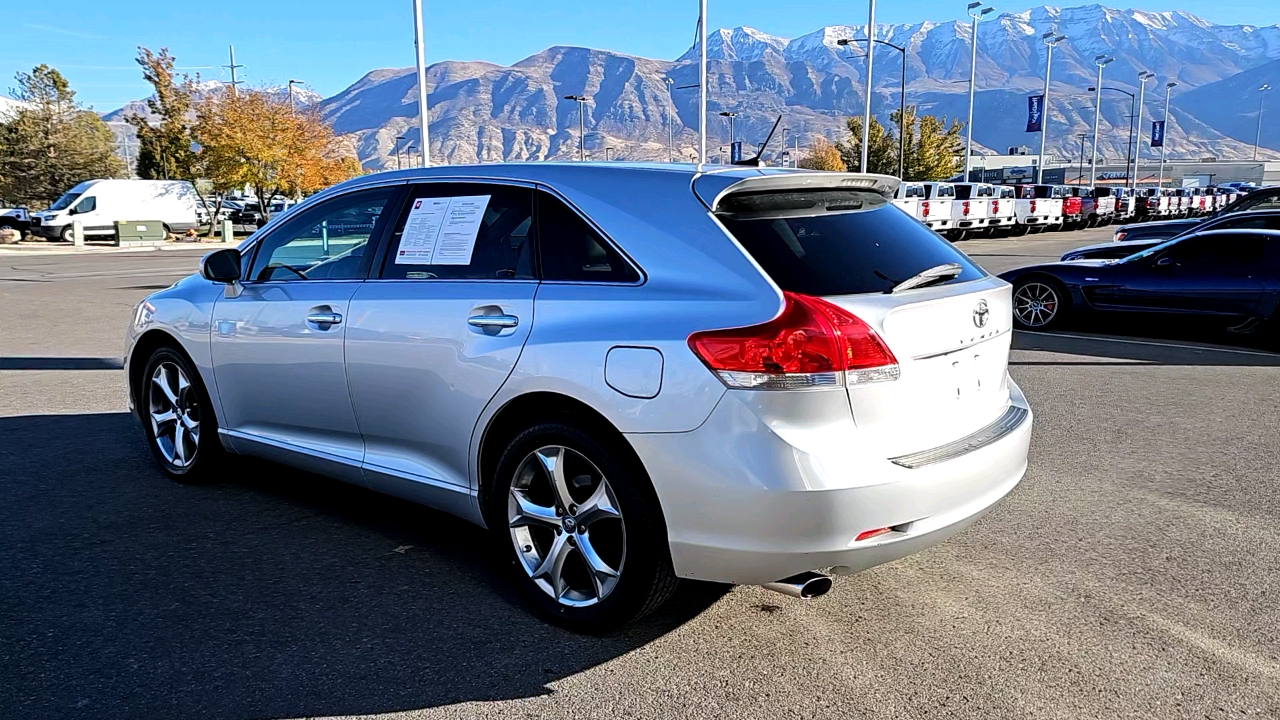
[889,404,1029,469]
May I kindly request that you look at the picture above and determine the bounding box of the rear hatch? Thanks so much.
[706,176,1013,456]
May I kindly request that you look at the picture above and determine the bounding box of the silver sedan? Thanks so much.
[125,163,1032,632]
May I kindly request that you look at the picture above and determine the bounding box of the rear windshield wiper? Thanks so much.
[887,263,963,294]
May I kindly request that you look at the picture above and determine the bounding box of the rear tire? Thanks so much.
[140,347,225,484]
[490,420,677,633]
[1012,277,1070,330]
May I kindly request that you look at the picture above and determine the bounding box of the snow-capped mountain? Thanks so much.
[100,4,1280,168]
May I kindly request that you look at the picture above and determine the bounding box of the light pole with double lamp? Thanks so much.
[1036,32,1066,184]
[719,111,737,156]
[564,95,588,161]
[1255,84,1271,161]
[839,36,907,179]
[1089,54,1115,187]
[1132,71,1155,188]
[964,2,995,180]
[1158,81,1177,187]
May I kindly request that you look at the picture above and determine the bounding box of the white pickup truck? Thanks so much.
[917,182,956,235]
[892,182,923,220]
[949,182,994,239]
[1011,184,1054,234]
[986,185,1017,234]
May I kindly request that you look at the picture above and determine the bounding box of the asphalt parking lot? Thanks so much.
[3,228,1279,719]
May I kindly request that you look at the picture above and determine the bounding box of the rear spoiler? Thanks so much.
[694,173,902,212]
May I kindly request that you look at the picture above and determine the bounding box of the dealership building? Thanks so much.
[963,152,1280,187]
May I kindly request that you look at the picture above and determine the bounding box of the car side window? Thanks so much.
[1239,194,1280,212]
[1164,235,1265,268]
[536,190,639,283]
[381,183,534,281]
[74,196,96,213]
[248,187,396,282]
[1216,216,1280,232]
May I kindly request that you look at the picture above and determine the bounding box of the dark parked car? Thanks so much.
[1001,228,1280,340]
[1061,209,1280,261]
[1112,185,1280,244]
[0,207,30,234]
[229,202,266,227]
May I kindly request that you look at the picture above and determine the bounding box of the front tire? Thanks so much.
[59,225,77,242]
[140,347,224,484]
[1013,277,1069,330]
[491,421,677,633]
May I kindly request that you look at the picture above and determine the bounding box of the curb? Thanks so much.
[0,242,233,257]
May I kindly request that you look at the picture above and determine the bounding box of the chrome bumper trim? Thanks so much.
[889,404,1029,469]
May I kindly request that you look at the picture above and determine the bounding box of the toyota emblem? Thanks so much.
[973,300,990,329]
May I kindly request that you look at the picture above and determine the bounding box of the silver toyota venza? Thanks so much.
[125,163,1032,632]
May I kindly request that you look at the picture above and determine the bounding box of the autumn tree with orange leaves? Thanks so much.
[194,88,359,225]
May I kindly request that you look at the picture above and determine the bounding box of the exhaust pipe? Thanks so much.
[761,571,832,599]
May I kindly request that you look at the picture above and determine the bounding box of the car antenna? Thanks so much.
[732,115,783,167]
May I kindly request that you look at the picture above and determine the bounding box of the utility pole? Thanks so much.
[666,76,676,162]
[223,46,243,98]
[1133,71,1154,188]
[412,0,431,167]
[964,2,994,180]
[287,79,304,112]
[1090,54,1114,187]
[1037,32,1066,184]
[1255,84,1271,161]
[564,95,588,161]
[1158,81,1177,187]
[719,111,737,159]
[699,0,707,165]
[861,0,878,173]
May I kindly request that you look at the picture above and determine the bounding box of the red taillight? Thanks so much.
[855,527,893,542]
[1030,199,1037,213]
[921,200,930,217]
[991,200,999,213]
[962,200,971,216]
[687,292,899,390]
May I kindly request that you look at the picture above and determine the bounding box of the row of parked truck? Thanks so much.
[892,182,1244,241]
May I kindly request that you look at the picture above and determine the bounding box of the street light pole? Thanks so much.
[1133,71,1154,188]
[412,0,431,167]
[1255,84,1271,161]
[719,111,737,159]
[666,77,675,162]
[564,95,588,160]
[699,0,707,165]
[861,0,878,173]
[1037,32,1066,184]
[840,36,907,178]
[394,134,406,170]
[1077,133,1088,185]
[1158,81,1176,187]
[964,2,994,181]
[1090,54,1114,187]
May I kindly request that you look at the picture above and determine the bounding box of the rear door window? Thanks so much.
[536,191,639,283]
[715,189,986,296]
[380,183,534,281]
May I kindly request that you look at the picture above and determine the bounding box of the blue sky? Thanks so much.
[5,1,1280,111]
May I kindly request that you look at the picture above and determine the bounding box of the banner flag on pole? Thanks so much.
[1026,95,1045,133]
[1151,120,1165,148]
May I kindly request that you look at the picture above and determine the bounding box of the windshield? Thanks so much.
[48,192,83,212]
[716,189,986,296]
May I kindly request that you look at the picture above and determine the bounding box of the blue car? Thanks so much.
[1000,228,1280,340]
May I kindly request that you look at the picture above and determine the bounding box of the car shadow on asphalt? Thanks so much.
[0,412,728,719]
[1012,331,1280,367]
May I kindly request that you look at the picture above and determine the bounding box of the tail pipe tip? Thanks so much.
[761,571,833,600]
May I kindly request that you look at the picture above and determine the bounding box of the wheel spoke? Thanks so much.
[179,412,199,431]
[150,409,176,435]
[172,423,187,465]
[531,531,573,599]
[534,447,575,511]
[575,480,621,528]
[509,489,561,530]
[153,369,178,407]
[576,530,621,599]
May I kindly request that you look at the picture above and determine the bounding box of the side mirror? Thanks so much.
[67,206,78,215]
[1156,256,1173,268]
[200,248,242,284]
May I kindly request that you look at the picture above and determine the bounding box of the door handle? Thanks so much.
[467,314,519,329]
[306,311,343,326]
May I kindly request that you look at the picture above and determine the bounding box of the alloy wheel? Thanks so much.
[149,361,200,468]
[1014,282,1060,328]
[508,445,626,608]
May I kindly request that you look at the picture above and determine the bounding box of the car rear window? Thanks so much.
[715,189,986,296]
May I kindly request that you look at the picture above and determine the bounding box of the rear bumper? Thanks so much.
[628,381,1033,586]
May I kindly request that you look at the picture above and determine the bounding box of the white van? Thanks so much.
[30,180,199,241]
